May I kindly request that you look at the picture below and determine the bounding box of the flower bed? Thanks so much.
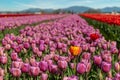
[0,14,119,80]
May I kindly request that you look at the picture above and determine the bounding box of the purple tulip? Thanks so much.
[101,61,111,73]
[89,47,95,53]
[82,44,88,51]
[14,46,21,53]
[21,63,30,73]
[82,52,91,60]
[39,61,48,72]
[57,42,62,49]
[10,68,21,77]
[29,66,40,76]
[58,60,68,70]
[93,55,102,66]
[0,54,7,64]
[11,61,23,68]
[41,73,48,80]
[23,42,30,49]
[114,73,120,80]
[77,62,86,74]
[39,44,45,51]
[49,64,58,74]
[11,52,18,61]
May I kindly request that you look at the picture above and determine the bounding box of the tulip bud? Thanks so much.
[86,62,91,72]
[70,63,76,70]
[114,62,120,72]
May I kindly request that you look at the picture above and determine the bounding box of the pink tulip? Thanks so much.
[21,63,30,73]
[0,55,7,64]
[77,62,86,74]
[0,76,3,80]
[39,61,48,72]
[115,62,120,72]
[10,68,21,77]
[93,55,102,66]
[11,61,23,68]
[49,64,58,74]
[0,68,4,76]
[11,52,18,61]
[101,61,111,73]
[30,66,40,76]
[41,73,48,80]
[58,60,68,70]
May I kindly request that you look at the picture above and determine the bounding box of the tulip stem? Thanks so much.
[74,57,77,75]
[85,73,88,80]
[99,70,103,80]
[79,75,83,80]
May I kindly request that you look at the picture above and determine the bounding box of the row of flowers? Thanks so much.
[0,14,65,31]
[0,14,119,80]
[80,13,120,26]
[0,13,37,18]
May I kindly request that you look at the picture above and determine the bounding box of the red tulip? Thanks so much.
[90,33,99,41]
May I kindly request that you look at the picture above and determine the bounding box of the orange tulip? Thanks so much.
[69,46,81,56]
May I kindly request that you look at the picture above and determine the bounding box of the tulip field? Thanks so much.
[0,14,120,80]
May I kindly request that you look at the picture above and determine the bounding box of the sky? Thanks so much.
[0,0,120,11]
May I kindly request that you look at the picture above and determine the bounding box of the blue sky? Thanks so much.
[0,0,120,11]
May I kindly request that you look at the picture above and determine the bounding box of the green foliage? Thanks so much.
[83,17,120,48]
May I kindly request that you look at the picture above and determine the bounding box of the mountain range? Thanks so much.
[1,6,120,13]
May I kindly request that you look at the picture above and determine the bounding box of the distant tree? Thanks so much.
[84,9,101,13]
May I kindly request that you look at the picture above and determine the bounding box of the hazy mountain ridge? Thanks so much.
[1,6,120,13]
